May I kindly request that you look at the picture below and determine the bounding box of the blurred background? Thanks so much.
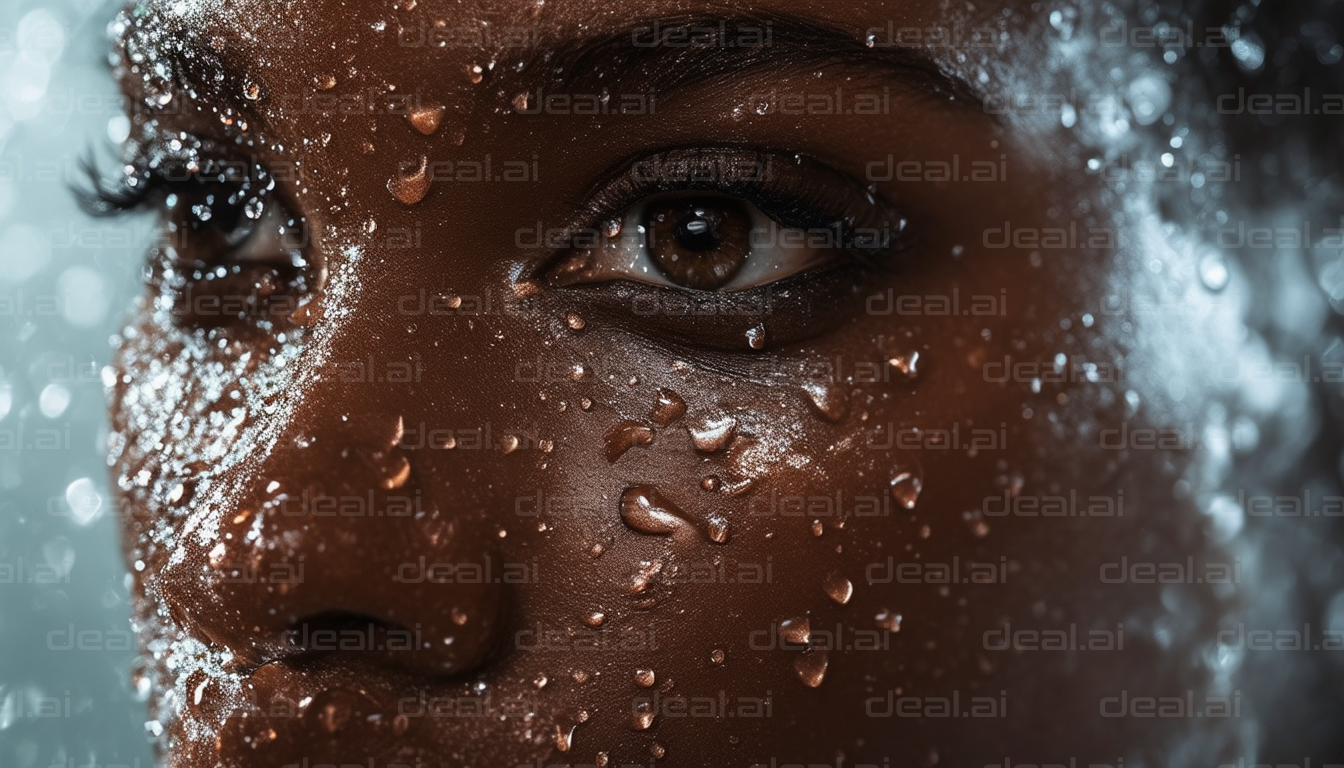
[0,0,155,765]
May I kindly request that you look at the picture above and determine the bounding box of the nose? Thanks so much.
[156,391,504,677]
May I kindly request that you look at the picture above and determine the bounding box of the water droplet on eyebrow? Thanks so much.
[650,388,686,425]
[687,414,736,453]
[823,571,853,605]
[408,105,447,135]
[793,651,828,687]
[745,323,767,350]
[889,465,924,510]
[801,380,848,422]
[387,155,431,205]
[780,616,811,646]
[634,668,656,688]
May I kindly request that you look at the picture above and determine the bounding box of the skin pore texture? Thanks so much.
[101,0,1276,765]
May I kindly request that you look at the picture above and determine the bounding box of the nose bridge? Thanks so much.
[158,324,506,676]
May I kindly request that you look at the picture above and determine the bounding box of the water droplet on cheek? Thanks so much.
[620,485,696,537]
[604,421,655,463]
[687,415,736,453]
[408,105,446,135]
[793,651,828,687]
[801,380,848,422]
[634,668,656,688]
[780,616,811,645]
[705,513,730,544]
[823,571,853,605]
[632,703,655,730]
[387,155,431,205]
[889,466,924,510]
[649,388,686,425]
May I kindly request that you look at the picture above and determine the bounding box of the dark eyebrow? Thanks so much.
[504,12,982,110]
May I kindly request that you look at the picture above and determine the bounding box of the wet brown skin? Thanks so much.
[108,1,1230,766]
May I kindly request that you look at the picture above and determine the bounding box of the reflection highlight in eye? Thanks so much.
[542,147,908,293]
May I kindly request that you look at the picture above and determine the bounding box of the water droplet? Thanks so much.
[604,421,655,463]
[467,64,485,83]
[628,559,663,594]
[243,80,261,100]
[811,519,824,537]
[408,105,447,135]
[887,351,922,382]
[512,91,531,111]
[451,607,469,625]
[875,609,902,633]
[968,520,990,538]
[780,616,811,646]
[387,155,431,205]
[620,485,696,537]
[706,513,730,544]
[602,219,622,238]
[710,648,726,664]
[596,752,610,767]
[919,524,931,539]
[634,668,656,688]
[632,703,655,730]
[889,466,923,510]
[585,611,606,627]
[566,312,586,331]
[801,380,848,422]
[745,323,767,350]
[793,651,828,687]
[501,434,520,454]
[688,415,736,453]
[572,669,590,684]
[1198,251,1230,291]
[580,397,594,411]
[650,388,686,425]
[555,723,578,752]
[380,455,411,489]
[314,73,337,90]
[650,744,666,759]
[823,571,853,605]
[533,673,548,689]
[701,476,720,492]
[243,196,264,220]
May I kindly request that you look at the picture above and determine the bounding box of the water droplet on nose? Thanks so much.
[710,648,726,664]
[634,668,656,688]
[688,415,737,453]
[388,155,431,205]
[823,571,853,605]
[887,351,922,383]
[801,381,848,422]
[645,389,686,427]
[620,485,696,537]
[604,421,655,463]
[585,611,606,627]
[889,466,924,510]
[380,455,412,489]
[632,702,655,730]
[706,513,730,544]
[794,651,828,687]
[780,616,811,646]
[745,323,767,350]
[315,73,337,90]
[875,610,902,632]
[408,105,447,135]
[566,312,586,331]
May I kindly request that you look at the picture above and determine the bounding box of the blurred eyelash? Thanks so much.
[75,151,164,216]
[562,146,909,266]
[75,136,272,220]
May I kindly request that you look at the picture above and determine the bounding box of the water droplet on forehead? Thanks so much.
[801,380,848,422]
[823,571,853,605]
[793,651,828,687]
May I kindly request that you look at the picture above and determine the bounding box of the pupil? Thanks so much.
[675,208,721,251]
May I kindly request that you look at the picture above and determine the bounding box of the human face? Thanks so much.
[105,0,1236,765]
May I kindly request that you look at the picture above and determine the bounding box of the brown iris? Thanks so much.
[644,196,752,290]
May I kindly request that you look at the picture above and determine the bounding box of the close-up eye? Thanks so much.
[83,140,318,333]
[542,147,907,293]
